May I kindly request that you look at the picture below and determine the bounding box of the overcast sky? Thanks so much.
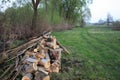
[89,0,120,23]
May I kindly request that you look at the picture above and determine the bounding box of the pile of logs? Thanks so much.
[0,32,70,80]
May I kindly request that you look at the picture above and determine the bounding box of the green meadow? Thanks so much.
[51,26,120,80]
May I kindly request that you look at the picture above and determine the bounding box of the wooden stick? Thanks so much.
[4,43,37,63]
[56,41,70,54]
[0,64,14,79]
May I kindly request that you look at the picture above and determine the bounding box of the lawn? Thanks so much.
[51,26,120,80]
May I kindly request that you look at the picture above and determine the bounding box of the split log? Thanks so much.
[22,73,32,80]
[42,75,50,80]
[25,51,35,57]
[50,49,62,60]
[34,71,50,80]
[39,59,50,69]
[35,50,46,59]
[24,63,37,73]
[50,61,60,73]
[26,58,38,63]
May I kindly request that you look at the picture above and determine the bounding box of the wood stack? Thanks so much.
[0,32,69,80]
[21,33,65,80]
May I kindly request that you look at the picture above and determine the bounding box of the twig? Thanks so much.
[0,64,14,79]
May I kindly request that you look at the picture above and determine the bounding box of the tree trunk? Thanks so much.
[31,9,37,30]
[45,0,48,13]
[51,0,56,23]
[31,0,41,33]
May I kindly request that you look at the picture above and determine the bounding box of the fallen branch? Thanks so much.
[56,41,70,54]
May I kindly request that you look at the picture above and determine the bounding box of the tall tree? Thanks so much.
[58,0,92,25]
[31,0,41,30]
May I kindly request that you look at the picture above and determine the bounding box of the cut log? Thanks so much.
[33,63,38,71]
[42,75,50,80]
[34,71,50,80]
[22,65,33,74]
[35,50,46,59]
[37,67,49,75]
[26,58,38,63]
[39,59,50,69]
[50,65,59,73]
[51,49,62,60]
[25,51,34,56]
[22,73,32,80]
[50,61,60,73]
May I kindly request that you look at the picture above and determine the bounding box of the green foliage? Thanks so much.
[58,0,92,24]
[112,21,120,28]
[5,4,33,26]
[38,0,92,25]
[0,0,93,50]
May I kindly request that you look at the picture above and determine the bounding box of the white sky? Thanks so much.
[89,0,120,23]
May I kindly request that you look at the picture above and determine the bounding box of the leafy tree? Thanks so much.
[58,0,92,26]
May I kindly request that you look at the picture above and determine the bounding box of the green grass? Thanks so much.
[51,26,120,80]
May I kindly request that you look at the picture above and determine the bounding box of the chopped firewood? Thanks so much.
[50,61,60,73]
[35,53,45,59]
[23,64,37,73]
[34,71,50,80]
[42,75,50,80]
[0,31,70,80]
[37,67,49,75]
[22,73,32,80]
[34,49,38,53]
[26,58,38,64]
[39,59,50,69]
[25,51,34,56]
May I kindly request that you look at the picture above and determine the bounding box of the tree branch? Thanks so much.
[36,0,41,6]
[32,0,36,8]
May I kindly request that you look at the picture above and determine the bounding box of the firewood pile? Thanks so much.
[0,32,70,80]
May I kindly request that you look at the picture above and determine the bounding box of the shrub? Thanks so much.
[112,21,120,31]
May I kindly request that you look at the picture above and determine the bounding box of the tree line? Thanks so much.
[0,0,92,51]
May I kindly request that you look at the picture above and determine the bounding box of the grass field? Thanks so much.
[51,26,120,80]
